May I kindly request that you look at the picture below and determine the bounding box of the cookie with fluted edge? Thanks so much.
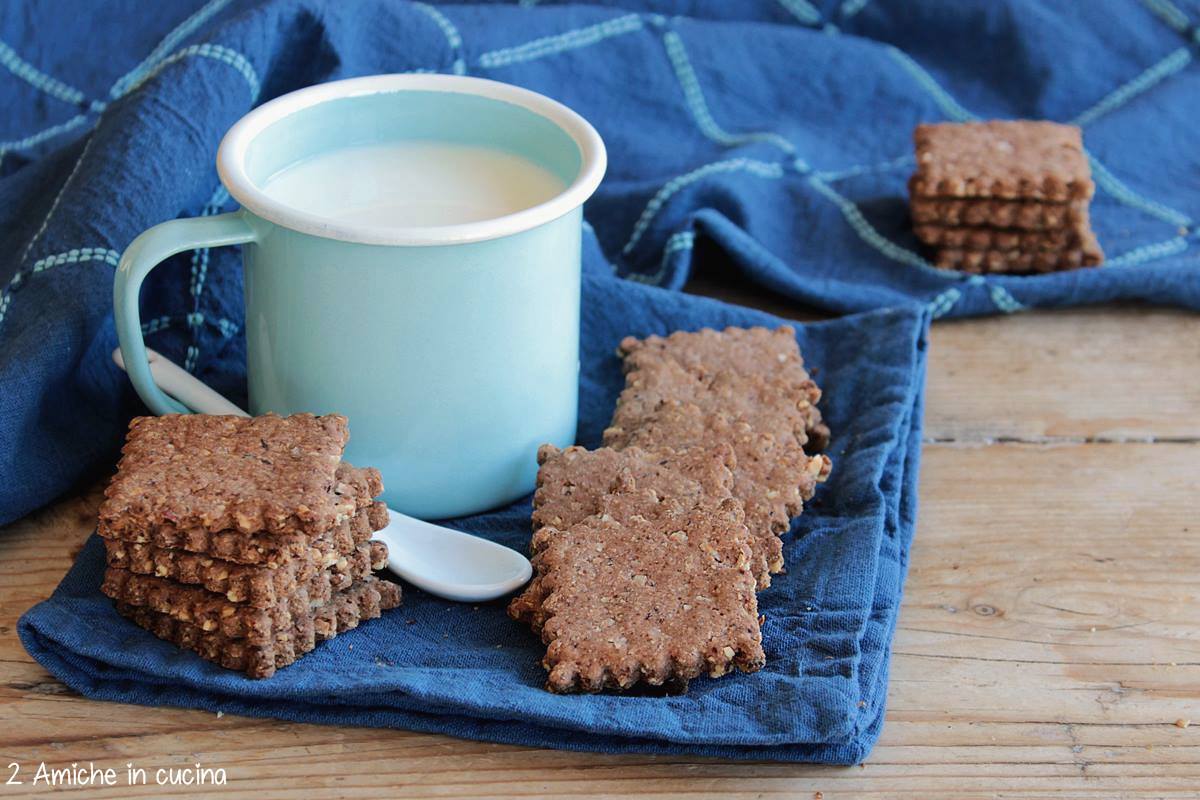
[99,413,359,539]
[615,326,829,452]
[910,196,1088,231]
[104,531,388,608]
[510,443,739,624]
[530,443,736,532]
[103,566,401,648]
[529,498,764,693]
[115,577,402,678]
[910,120,1093,202]
[914,222,1080,252]
[935,231,1103,274]
[98,465,384,567]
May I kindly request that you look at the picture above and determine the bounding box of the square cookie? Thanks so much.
[99,414,355,539]
[529,499,764,693]
[911,120,1093,202]
[616,326,830,451]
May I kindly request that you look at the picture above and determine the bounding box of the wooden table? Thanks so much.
[3,288,1199,798]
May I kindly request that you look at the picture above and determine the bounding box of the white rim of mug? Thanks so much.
[216,74,607,246]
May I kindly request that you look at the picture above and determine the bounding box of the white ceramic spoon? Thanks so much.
[111,348,532,602]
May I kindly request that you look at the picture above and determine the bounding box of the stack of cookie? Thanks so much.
[509,326,831,693]
[98,413,401,678]
[910,120,1103,274]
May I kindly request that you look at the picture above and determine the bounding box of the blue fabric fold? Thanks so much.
[21,283,929,763]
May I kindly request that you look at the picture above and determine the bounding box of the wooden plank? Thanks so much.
[925,307,1200,442]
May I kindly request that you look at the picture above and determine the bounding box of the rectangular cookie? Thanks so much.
[911,120,1094,202]
[934,231,1104,274]
[914,222,1081,252]
[613,326,829,452]
[99,413,357,539]
[529,443,736,533]
[104,534,388,608]
[527,499,764,693]
[115,576,402,678]
[510,443,739,624]
[604,401,830,588]
[98,466,385,566]
[103,566,308,643]
[103,564,401,645]
[611,368,818,452]
[910,196,1087,231]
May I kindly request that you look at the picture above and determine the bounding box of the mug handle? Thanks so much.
[114,211,258,415]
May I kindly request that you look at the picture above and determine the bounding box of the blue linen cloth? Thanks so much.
[21,284,929,764]
[1,0,1197,523]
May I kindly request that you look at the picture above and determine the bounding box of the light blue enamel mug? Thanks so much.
[114,75,607,519]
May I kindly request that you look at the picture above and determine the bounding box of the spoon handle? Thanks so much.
[112,347,248,416]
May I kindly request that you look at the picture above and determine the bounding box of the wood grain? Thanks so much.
[2,302,1198,799]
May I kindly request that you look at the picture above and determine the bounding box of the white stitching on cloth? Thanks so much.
[109,0,237,98]
[412,3,468,75]
[627,230,695,286]
[0,38,89,106]
[0,247,120,328]
[122,43,260,99]
[1104,235,1190,267]
[622,158,785,256]
[661,30,796,154]
[0,113,92,166]
[1071,47,1192,127]
[1139,0,1191,34]
[477,14,644,68]
[776,0,823,26]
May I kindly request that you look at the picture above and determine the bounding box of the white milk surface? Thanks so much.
[261,141,567,227]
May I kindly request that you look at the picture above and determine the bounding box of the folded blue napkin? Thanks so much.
[21,278,929,764]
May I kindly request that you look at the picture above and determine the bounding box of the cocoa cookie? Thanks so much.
[104,532,387,608]
[605,401,830,587]
[911,120,1093,202]
[914,222,1081,252]
[98,481,387,567]
[104,565,400,646]
[616,326,829,451]
[511,443,740,625]
[612,359,823,452]
[103,566,310,643]
[115,576,401,678]
[528,498,764,693]
[530,443,736,533]
[910,196,1088,231]
[935,232,1103,274]
[99,414,359,539]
